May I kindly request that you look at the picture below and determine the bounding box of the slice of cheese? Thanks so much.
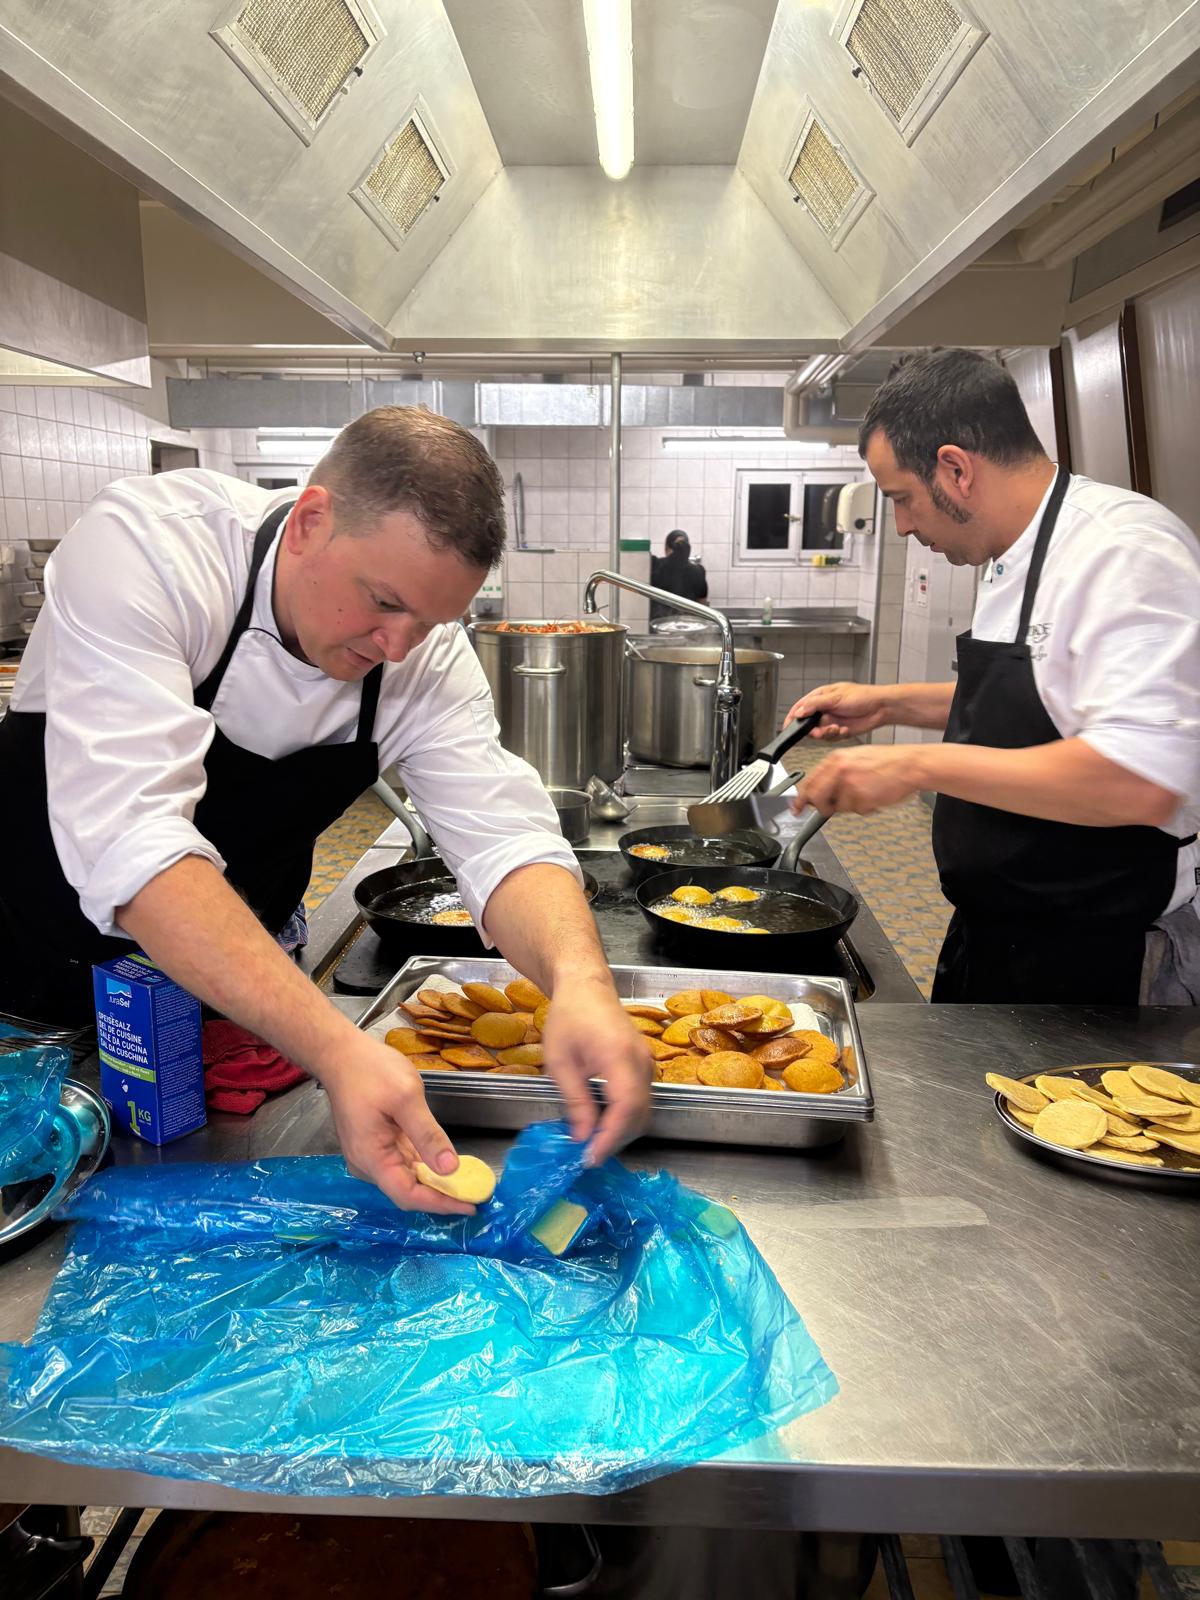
[530,1199,588,1257]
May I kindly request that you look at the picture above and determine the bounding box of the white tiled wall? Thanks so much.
[0,383,255,639]
[492,426,869,610]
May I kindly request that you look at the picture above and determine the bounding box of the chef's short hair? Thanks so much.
[311,406,504,568]
[859,349,1045,483]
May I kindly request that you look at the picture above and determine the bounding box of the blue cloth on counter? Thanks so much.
[0,1044,71,1184]
[0,1121,837,1498]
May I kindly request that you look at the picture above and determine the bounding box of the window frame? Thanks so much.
[734,469,861,566]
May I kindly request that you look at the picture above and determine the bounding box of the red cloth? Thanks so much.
[202,1020,308,1115]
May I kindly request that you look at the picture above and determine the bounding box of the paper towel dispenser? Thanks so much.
[837,481,876,536]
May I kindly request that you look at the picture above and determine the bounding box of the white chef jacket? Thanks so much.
[11,469,581,938]
[973,472,1200,913]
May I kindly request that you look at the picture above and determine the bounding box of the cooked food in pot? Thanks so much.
[648,883,844,936]
[491,620,620,634]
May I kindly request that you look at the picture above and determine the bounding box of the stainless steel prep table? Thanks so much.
[2,1002,1198,1539]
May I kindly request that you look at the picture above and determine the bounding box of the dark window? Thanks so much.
[800,481,846,550]
[1159,177,1200,232]
[258,477,300,489]
[745,482,792,550]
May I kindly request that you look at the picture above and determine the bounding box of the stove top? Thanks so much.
[333,850,874,998]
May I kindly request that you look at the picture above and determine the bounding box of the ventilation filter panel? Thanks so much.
[352,112,450,248]
[211,0,380,143]
[786,113,873,249]
[837,0,987,143]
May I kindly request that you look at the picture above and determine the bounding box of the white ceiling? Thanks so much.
[443,0,779,166]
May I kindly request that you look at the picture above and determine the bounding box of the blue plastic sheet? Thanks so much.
[0,1044,71,1184]
[0,1122,837,1497]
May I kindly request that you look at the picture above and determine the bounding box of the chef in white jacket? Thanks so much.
[0,406,650,1207]
[787,349,1200,1005]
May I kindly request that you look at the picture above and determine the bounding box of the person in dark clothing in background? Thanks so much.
[649,530,708,621]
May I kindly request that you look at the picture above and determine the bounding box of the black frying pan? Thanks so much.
[618,824,780,884]
[355,858,599,953]
[634,834,857,967]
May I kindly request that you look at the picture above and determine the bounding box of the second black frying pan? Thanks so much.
[618,824,780,883]
[355,858,599,953]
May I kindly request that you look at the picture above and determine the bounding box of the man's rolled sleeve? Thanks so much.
[79,820,226,938]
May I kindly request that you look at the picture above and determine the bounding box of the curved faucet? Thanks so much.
[583,569,742,793]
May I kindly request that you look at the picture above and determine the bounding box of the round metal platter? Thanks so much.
[0,1078,112,1250]
[994,1062,1200,1191]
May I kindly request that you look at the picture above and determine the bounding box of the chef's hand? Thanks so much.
[784,682,893,741]
[541,976,653,1165]
[319,1036,477,1215]
[792,744,923,817]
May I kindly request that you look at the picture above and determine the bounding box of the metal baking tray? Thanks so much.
[357,956,872,1150]
[994,1062,1200,1191]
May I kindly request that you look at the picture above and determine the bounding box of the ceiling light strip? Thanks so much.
[582,0,634,181]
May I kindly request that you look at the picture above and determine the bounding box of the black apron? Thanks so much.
[930,467,1184,1005]
[0,502,382,1026]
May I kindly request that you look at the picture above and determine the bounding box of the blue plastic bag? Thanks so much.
[0,1044,71,1184]
[0,1122,837,1496]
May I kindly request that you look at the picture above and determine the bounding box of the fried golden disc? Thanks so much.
[417,989,449,1012]
[414,1155,496,1205]
[1150,1125,1200,1155]
[783,1059,844,1094]
[656,905,700,925]
[441,993,484,1021]
[496,1044,545,1068]
[1100,1069,1138,1100]
[505,977,549,1012]
[491,1061,542,1077]
[398,1002,444,1024]
[712,886,761,904]
[1126,1063,1189,1101]
[439,1044,497,1070]
[629,842,670,860]
[752,1035,811,1067]
[698,915,750,931]
[666,989,707,1018]
[671,884,715,906]
[431,908,474,927]
[661,1014,704,1045]
[701,1001,764,1029]
[411,1024,475,1043]
[462,982,514,1014]
[985,1073,1048,1114]
[1104,1110,1143,1136]
[697,1052,764,1089]
[1114,1093,1191,1120]
[700,989,734,1011]
[533,1001,552,1034]
[689,1025,741,1054]
[1034,1075,1083,1102]
[735,1014,796,1039]
[1033,1099,1106,1149]
[1064,1081,1123,1115]
[1100,1133,1160,1152]
[471,1012,530,1049]
[1151,1106,1200,1134]
[418,1058,456,1071]
[645,1038,688,1061]
[761,1074,785,1090]
[791,1030,840,1068]
[659,1056,703,1084]
[1006,1102,1039,1129]
[384,1027,437,1055]
[739,994,793,1020]
[1089,1147,1165,1167]
[624,1004,671,1020]
[626,1014,664,1036]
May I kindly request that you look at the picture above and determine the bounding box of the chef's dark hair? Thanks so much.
[664,530,691,558]
[311,406,505,568]
[859,349,1046,483]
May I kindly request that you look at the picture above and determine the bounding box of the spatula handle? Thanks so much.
[756,713,822,766]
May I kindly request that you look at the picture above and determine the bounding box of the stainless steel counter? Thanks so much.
[2,1004,1198,1535]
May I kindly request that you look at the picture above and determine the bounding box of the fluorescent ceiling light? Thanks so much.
[582,0,634,181]
[257,427,339,440]
[661,434,830,454]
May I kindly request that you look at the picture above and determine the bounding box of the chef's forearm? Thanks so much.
[482,863,614,997]
[883,682,957,730]
[910,737,1181,827]
[117,856,361,1076]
